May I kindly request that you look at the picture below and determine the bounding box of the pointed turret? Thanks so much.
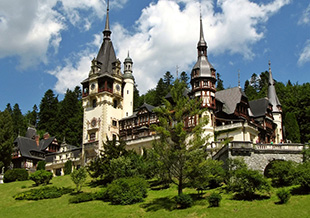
[268,61,281,113]
[103,0,111,41]
[190,15,216,109]
[95,0,117,74]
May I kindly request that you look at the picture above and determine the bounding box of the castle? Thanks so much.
[80,5,297,168]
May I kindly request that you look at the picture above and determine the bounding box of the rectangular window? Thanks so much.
[112,120,117,127]
[127,90,129,94]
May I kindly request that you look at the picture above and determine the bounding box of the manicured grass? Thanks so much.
[1,176,310,218]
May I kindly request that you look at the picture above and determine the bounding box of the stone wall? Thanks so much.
[229,151,303,173]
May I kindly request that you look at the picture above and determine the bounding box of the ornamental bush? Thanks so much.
[276,188,291,204]
[107,177,148,205]
[64,160,72,175]
[36,161,46,170]
[4,168,28,183]
[68,192,94,204]
[175,194,193,209]
[266,160,297,187]
[29,170,53,186]
[228,167,271,200]
[207,192,222,207]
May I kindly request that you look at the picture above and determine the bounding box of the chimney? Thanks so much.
[35,135,40,146]
[43,132,50,139]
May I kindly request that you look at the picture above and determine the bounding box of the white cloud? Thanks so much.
[110,0,291,93]
[298,40,310,66]
[298,4,310,25]
[0,0,115,69]
[48,51,95,93]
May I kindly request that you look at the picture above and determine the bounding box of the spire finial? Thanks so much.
[127,50,130,58]
[268,60,271,72]
[103,0,111,40]
[176,65,179,78]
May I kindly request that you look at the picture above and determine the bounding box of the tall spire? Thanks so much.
[268,60,281,113]
[103,0,111,40]
[198,15,207,48]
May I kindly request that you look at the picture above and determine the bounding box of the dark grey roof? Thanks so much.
[165,88,190,99]
[268,67,281,112]
[139,103,155,112]
[39,137,56,151]
[96,40,117,74]
[14,137,44,160]
[249,98,269,118]
[215,87,247,114]
[25,127,36,139]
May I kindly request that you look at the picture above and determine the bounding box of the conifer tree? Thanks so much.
[38,89,59,135]
[152,79,209,195]
[0,109,14,171]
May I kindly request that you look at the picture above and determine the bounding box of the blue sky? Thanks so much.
[0,0,309,114]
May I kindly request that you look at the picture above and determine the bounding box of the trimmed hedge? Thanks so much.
[29,170,53,186]
[69,192,94,203]
[13,186,73,200]
[4,169,28,183]
[107,177,148,205]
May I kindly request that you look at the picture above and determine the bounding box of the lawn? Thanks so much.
[0,176,309,218]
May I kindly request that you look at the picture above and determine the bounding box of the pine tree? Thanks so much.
[163,71,174,90]
[154,78,168,106]
[0,109,14,171]
[152,79,209,195]
[216,73,224,91]
[38,89,59,135]
[180,71,189,88]
[12,103,26,138]
[58,87,83,146]
[284,112,300,143]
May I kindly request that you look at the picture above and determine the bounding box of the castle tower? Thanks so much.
[123,52,134,118]
[190,16,217,140]
[267,61,283,143]
[81,2,131,161]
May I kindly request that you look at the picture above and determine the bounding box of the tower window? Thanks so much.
[112,120,117,127]
[89,133,96,141]
[92,99,97,108]
[113,99,118,108]
[127,90,129,94]
[126,112,128,116]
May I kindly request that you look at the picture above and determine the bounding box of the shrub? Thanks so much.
[36,161,46,171]
[228,168,271,200]
[69,192,94,204]
[266,160,297,187]
[175,194,193,209]
[207,192,222,207]
[64,160,72,175]
[4,168,28,183]
[13,186,72,200]
[94,189,109,201]
[107,177,148,205]
[29,170,53,186]
[295,162,310,191]
[276,188,291,204]
[71,167,87,192]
